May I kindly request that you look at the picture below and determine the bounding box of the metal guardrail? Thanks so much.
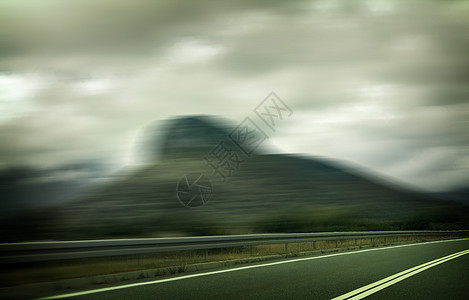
[1,230,468,264]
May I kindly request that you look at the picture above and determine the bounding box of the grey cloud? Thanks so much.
[1,0,469,191]
[0,0,309,61]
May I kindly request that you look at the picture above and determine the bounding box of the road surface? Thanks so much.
[43,238,469,299]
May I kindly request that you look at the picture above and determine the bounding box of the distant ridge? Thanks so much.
[2,115,468,241]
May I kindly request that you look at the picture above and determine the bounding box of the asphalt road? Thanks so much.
[44,239,469,300]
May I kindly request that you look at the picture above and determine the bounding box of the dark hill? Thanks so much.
[141,115,235,161]
[2,116,468,241]
[436,187,469,206]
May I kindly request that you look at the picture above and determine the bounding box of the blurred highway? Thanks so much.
[43,239,469,300]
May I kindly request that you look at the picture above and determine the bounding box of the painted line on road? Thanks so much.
[332,248,469,299]
[39,237,469,299]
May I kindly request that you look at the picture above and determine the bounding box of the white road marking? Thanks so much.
[39,238,469,299]
[332,248,469,300]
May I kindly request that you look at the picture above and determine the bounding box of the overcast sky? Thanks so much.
[1,0,468,192]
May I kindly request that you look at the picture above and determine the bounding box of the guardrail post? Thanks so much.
[354,239,357,246]
[384,236,387,243]
[285,243,288,253]
[335,240,338,248]
[371,237,374,246]
[313,241,316,250]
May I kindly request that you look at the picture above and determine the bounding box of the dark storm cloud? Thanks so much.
[0,0,309,61]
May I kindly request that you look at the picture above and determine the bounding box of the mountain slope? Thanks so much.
[2,116,468,241]
[436,187,469,206]
[140,115,235,162]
